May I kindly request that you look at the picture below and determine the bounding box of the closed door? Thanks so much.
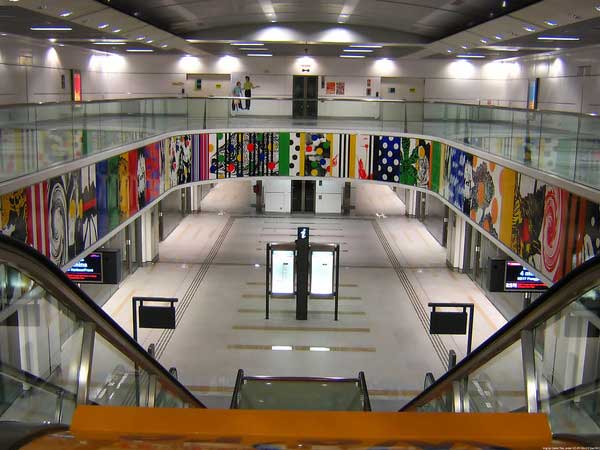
[291,180,316,213]
[292,76,318,119]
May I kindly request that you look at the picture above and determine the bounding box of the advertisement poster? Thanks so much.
[326,82,336,95]
[272,250,295,294]
[310,251,334,295]
[335,82,345,95]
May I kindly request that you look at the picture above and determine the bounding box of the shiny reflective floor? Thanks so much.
[101,182,508,410]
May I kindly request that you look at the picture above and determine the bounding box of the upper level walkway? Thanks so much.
[1,97,598,191]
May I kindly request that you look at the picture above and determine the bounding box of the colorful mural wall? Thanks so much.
[0,131,598,284]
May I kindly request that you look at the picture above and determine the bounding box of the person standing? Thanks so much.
[232,81,243,111]
[243,76,259,110]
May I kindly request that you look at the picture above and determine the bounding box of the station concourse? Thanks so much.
[0,1,600,448]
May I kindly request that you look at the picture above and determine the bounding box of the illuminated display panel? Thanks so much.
[272,250,295,294]
[504,261,546,292]
[310,251,334,295]
[66,252,103,283]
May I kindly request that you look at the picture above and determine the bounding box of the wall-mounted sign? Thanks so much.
[71,69,82,102]
[66,252,103,283]
[430,311,468,335]
[310,251,334,295]
[272,250,295,294]
[297,227,310,241]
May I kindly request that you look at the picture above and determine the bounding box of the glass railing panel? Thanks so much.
[78,102,101,156]
[575,115,600,189]
[0,105,38,181]
[488,108,514,159]
[417,382,455,412]
[462,339,525,412]
[381,102,406,124]
[539,112,578,180]
[89,332,151,407]
[35,103,74,170]
[98,101,125,152]
[534,286,600,436]
[510,110,542,168]
[237,379,364,411]
[155,377,185,408]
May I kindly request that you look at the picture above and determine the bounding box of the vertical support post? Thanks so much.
[466,304,474,355]
[296,239,309,320]
[521,328,539,413]
[265,244,270,320]
[76,322,95,405]
[334,244,340,321]
[132,298,139,342]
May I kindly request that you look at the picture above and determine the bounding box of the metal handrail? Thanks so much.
[0,96,595,117]
[230,369,245,409]
[401,254,600,411]
[0,234,205,409]
[358,371,371,412]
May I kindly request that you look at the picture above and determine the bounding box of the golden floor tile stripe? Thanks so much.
[232,325,370,333]
[187,385,234,393]
[227,344,376,352]
[238,308,366,316]
[340,283,358,287]
[246,282,266,285]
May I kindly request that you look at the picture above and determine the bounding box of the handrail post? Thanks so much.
[358,371,371,411]
[76,322,95,405]
[521,328,539,413]
[230,369,245,409]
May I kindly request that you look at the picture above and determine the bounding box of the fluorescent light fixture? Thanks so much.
[349,44,382,48]
[247,53,272,56]
[231,42,263,46]
[30,26,72,31]
[59,11,72,17]
[94,41,126,45]
[186,39,201,43]
[524,26,536,32]
[98,23,109,29]
[487,46,520,52]
[126,48,154,52]
[254,263,260,268]
[544,20,557,26]
[589,112,598,116]
[502,0,507,6]
[596,5,600,12]
[160,44,168,48]
[461,45,468,49]
[239,47,269,50]
[340,54,365,58]
[480,38,488,44]
[48,38,57,43]
[309,347,331,352]
[495,35,503,40]
[343,48,373,52]
[112,28,121,33]
[271,345,292,351]
[447,49,453,53]
[136,36,145,40]
[146,39,154,43]
[271,19,277,22]
[457,54,486,58]
[537,36,580,41]
[337,13,349,23]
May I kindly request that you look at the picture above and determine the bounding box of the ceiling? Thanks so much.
[2,0,600,61]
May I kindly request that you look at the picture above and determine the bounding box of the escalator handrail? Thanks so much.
[401,254,600,411]
[0,361,77,402]
[230,369,244,409]
[242,375,361,383]
[358,371,371,412]
[0,234,205,408]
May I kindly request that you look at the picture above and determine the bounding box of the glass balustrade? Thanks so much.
[0,97,597,190]
[0,236,204,426]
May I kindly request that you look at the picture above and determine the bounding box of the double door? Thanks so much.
[291,180,315,213]
[292,76,318,119]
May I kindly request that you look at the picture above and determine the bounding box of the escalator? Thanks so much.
[1,233,600,447]
[230,369,371,411]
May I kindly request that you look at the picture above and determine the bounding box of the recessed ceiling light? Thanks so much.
[126,48,154,52]
[461,45,468,49]
[0,33,7,36]
[112,28,121,33]
[30,26,72,31]
[59,11,72,17]
[457,54,486,58]
[136,36,145,40]
[349,44,382,48]
[537,36,580,41]
[340,54,365,58]
[544,20,557,26]
[343,48,373,52]
[231,42,263,46]
[502,0,507,7]
[239,47,269,51]
[495,35,503,40]
[447,49,453,53]
[93,41,126,45]
[596,5,600,12]
[480,38,488,44]
[48,38,56,43]
[146,39,154,43]
[524,26,536,32]
[247,53,272,56]
[8,0,19,2]
[271,19,277,22]
[160,44,168,48]
[98,23,109,29]
[58,43,64,47]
